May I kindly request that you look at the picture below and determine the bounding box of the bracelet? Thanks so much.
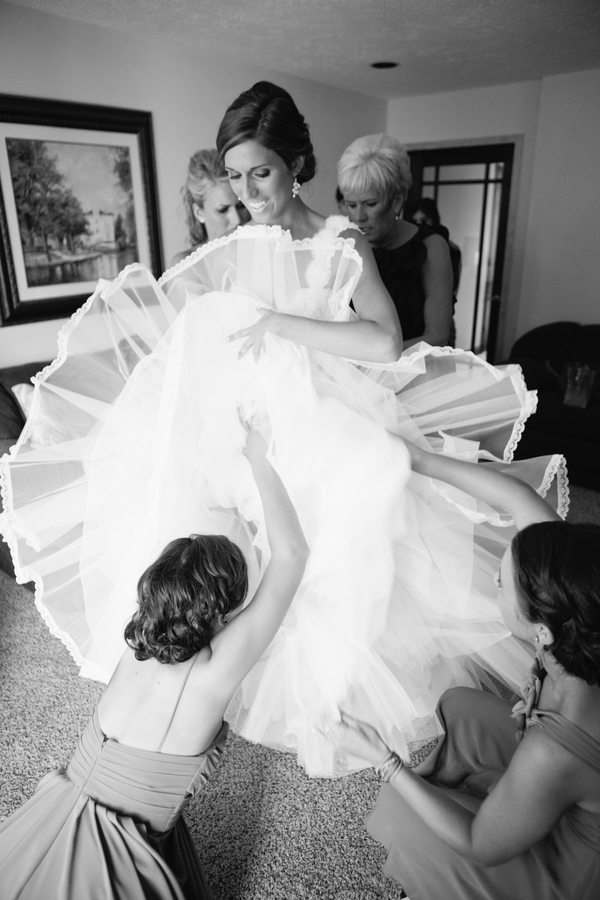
[376,749,404,782]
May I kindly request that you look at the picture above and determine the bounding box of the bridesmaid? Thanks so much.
[326,439,600,900]
[170,148,250,266]
[0,424,309,899]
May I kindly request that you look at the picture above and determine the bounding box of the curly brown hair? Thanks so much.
[512,521,600,686]
[124,534,248,665]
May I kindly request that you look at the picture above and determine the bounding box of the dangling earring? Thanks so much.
[534,635,540,643]
[292,178,301,199]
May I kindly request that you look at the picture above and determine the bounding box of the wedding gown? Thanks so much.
[0,217,568,777]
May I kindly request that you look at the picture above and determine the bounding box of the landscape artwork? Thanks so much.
[0,96,161,325]
[6,138,139,289]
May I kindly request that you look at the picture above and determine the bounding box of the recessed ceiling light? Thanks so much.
[370,61,399,69]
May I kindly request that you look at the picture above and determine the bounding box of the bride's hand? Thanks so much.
[320,710,389,767]
[228,309,279,361]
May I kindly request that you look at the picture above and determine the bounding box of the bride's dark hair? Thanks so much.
[216,81,316,184]
[124,534,248,665]
[512,521,600,686]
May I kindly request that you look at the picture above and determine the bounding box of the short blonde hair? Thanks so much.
[337,134,412,206]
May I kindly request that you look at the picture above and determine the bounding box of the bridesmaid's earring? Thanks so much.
[292,178,301,199]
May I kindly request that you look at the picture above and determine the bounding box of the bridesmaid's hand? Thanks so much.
[320,710,389,766]
[238,413,269,464]
[228,309,279,361]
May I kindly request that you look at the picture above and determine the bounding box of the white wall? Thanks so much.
[0,1,385,365]
[517,69,600,337]
[387,71,600,357]
[387,80,542,357]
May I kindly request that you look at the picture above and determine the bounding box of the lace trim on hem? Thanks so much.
[428,452,569,526]
[0,502,105,681]
[501,366,538,463]
[29,285,102,389]
[0,450,42,550]
[539,454,570,519]
[158,219,363,285]
[344,342,508,376]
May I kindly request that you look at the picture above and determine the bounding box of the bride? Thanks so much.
[0,82,567,777]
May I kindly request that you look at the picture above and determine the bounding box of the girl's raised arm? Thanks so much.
[209,426,309,689]
[400,437,561,530]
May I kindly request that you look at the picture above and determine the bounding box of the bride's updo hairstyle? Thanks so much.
[512,521,600,686]
[216,81,316,184]
[125,534,248,665]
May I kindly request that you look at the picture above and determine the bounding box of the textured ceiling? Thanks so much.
[8,0,600,98]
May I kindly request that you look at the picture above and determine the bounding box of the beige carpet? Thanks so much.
[1,485,599,899]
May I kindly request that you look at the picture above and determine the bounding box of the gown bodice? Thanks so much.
[160,216,364,323]
[66,711,229,833]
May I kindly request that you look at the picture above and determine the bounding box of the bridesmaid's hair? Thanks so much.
[181,149,228,246]
[512,521,600,686]
[124,535,248,664]
[216,81,316,184]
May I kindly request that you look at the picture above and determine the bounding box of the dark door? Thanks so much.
[407,144,514,362]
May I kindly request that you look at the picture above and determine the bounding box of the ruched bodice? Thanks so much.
[66,711,228,832]
[0,710,228,899]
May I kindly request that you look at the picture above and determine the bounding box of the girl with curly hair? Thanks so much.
[0,426,308,899]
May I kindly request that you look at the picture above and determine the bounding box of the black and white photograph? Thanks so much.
[0,2,599,900]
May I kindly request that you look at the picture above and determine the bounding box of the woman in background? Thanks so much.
[326,442,600,900]
[406,196,462,297]
[338,134,453,348]
[170,148,250,266]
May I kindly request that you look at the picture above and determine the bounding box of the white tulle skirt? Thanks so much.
[0,264,568,776]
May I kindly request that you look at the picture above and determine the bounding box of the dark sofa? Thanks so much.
[0,360,50,581]
[506,322,600,489]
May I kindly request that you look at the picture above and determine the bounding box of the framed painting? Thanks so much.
[0,95,163,325]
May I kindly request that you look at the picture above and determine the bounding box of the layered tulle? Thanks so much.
[0,221,568,776]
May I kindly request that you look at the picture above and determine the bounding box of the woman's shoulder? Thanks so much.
[518,710,600,810]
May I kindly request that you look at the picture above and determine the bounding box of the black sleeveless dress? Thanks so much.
[373,225,458,342]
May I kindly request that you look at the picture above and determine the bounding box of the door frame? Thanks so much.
[402,135,524,362]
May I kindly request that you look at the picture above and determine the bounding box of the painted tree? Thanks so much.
[112,146,137,245]
[7,139,88,259]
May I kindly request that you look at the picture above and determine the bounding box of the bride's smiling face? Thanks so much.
[224,140,297,226]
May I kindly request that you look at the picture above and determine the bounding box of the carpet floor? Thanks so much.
[1,484,599,899]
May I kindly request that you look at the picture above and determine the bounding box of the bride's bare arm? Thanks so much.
[229,229,403,363]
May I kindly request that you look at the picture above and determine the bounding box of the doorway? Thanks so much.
[406,143,514,362]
